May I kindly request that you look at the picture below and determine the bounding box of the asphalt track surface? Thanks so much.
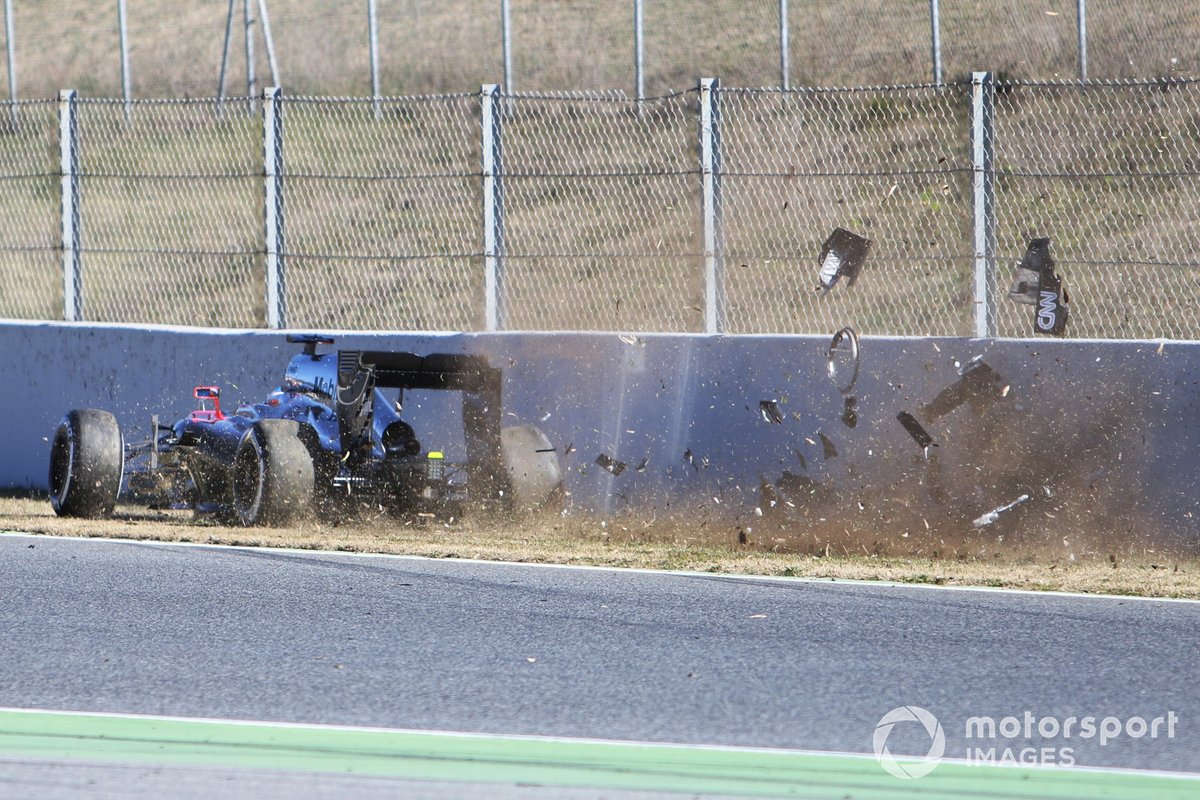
[1,534,1198,798]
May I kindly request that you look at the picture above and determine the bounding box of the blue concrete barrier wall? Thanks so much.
[2,321,1197,544]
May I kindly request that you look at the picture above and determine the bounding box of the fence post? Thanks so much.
[699,77,725,334]
[263,86,287,329]
[368,0,381,119]
[633,0,644,115]
[779,0,789,91]
[118,0,131,122]
[501,0,513,93]
[1076,0,1088,82]
[971,71,995,338]
[243,0,256,109]
[217,0,235,115]
[256,0,279,87]
[481,84,505,331]
[5,0,17,129]
[930,0,942,86]
[59,90,81,322]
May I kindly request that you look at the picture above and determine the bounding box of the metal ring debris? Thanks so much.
[826,327,861,394]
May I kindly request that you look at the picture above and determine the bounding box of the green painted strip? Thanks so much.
[0,710,1195,798]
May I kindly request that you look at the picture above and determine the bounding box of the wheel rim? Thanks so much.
[232,440,265,523]
[49,426,74,506]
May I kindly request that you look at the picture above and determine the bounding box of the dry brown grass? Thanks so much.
[4,2,1193,100]
[3,496,1196,600]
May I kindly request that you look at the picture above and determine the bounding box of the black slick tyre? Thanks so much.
[48,409,124,518]
[231,420,314,526]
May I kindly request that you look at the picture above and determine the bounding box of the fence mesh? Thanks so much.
[991,80,1200,339]
[3,79,1200,339]
[0,101,60,321]
[282,94,483,330]
[501,91,700,332]
[720,85,973,335]
[75,98,263,327]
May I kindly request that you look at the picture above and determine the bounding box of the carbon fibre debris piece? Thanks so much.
[1008,238,1052,305]
[818,432,838,460]
[1007,238,1069,335]
[897,411,936,450]
[921,357,1006,422]
[841,396,858,429]
[595,454,626,477]
[1035,269,1069,336]
[816,228,872,293]
[759,400,785,424]
[973,493,1031,527]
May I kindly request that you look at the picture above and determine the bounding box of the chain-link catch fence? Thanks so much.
[1,78,1198,340]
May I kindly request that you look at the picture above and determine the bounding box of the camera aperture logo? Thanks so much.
[873,706,945,779]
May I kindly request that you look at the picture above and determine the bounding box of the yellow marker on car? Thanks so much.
[427,451,445,481]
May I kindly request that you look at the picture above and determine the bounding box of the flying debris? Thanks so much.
[683,449,699,472]
[635,456,650,472]
[897,411,936,450]
[775,471,834,508]
[818,432,838,460]
[1007,237,1068,336]
[816,229,871,293]
[825,327,862,428]
[841,396,858,428]
[1008,239,1046,305]
[1035,270,1069,336]
[825,327,861,394]
[972,493,1031,527]
[595,454,627,476]
[759,400,785,424]
[759,476,780,508]
[921,356,1007,422]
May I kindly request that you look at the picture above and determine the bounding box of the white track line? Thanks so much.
[3,530,1199,605]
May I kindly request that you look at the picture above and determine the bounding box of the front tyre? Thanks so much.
[231,420,314,526]
[49,409,124,518]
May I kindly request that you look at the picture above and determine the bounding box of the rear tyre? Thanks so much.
[231,420,314,526]
[501,424,563,512]
[49,409,124,519]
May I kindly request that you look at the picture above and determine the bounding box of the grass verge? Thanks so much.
[3,496,1197,600]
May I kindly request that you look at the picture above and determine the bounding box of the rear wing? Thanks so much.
[335,350,509,505]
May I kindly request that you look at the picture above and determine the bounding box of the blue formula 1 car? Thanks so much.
[48,335,561,526]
